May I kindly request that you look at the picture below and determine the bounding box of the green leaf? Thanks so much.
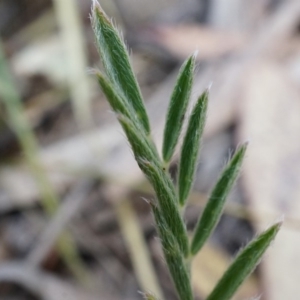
[191,143,247,255]
[118,115,159,164]
[96,71,141,128]
[92,1,150,134]
[206,221,282,300]
[178,90,208,205]
[162,54,196,163]
[138,159,189,257]
[96,71,130,117]
[118,116,188,256]
[151,204,193,300]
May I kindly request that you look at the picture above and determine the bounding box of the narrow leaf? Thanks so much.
[178,90,208,205]
[92,1,150,133]
[191,143,247,255]
[206,221,282,300]
[118,116,159,164]
[119,117,189,255]
[152,204,193,300]
[139,159,189,256]
[96,71,130,117]
[162,54,196,163]
[96,71,140,128]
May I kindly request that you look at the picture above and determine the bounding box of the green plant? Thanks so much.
[91,2,281,299]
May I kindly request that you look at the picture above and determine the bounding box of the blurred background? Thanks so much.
[0,0,300,299]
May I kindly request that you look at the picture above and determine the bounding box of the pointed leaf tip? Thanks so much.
[92,0,99,10]
[139,292,160,300]
[206,221,281,300]
[162,54,196,163]
[92,2,150,134]
[178,90,208,205]
[207,81,213,91]
[193,50,199,59]
[92,0,109,24]
[191,143,247,255]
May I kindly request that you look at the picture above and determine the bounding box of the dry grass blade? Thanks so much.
[115,197,164,299]
[53,0,92,128]
[0,39,87,283]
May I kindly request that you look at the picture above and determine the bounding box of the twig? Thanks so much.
[0,39,87,283]
[113,190,165,300]
[0,262,105,300]
[53,0,92,129]
[27,180,92,267]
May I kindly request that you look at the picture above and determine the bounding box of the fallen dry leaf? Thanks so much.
[238,60,300,300]
[146,24,246,61]
[0,262,109,300]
